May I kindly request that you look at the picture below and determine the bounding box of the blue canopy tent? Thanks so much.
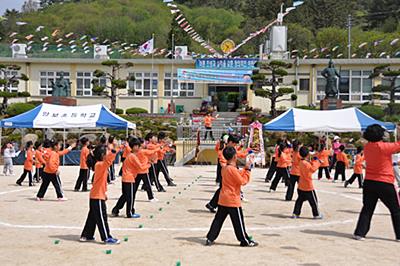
[264,107,396,132]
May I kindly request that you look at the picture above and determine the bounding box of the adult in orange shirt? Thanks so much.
[36,140,76,201]
[345,147,364,188]
[74,137,91,192]
[334,145,349,182]
[270,142,292,192]
[354,124,400,241]
[285,140,302,201]
[205,146,258,247]
[80,142,120,244]
[206,135,240,213]
[292,146,322,219]
[34,141,46,183]
[203,113,219,141]
[16,141,34,187]
[317,145,332,180]
[112,137,148,218]
[156,132,176,187]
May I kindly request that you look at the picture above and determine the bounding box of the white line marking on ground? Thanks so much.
[0,219,354,232]
[318,189,362,202]
[0,188,32,195]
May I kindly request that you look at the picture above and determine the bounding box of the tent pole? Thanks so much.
[126,127,128,139]
[0,127,2,154]
[63,128,66,166]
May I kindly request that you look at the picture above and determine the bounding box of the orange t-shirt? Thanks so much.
[157,141,171,160]
[90,151,117,200]
[24,149,34,171]
[147,143,161,163]
[80,146,90,169]
[218,164,251,207]
[204,116,215,128]
[236,146,249,159]
[364,141,400,184]
[218,150,227,167]
[44,149,70,174]
[354,154,364,174]
[317,149,331,167]
[290,151,301,176]
[122,152,149,183]
[122,144,131,159]
[298,159,320,191]
[336,151,349,167]
[276,151,292,168]
[35,149,46,168]
[137,149,158,174]
[215,141,221,152]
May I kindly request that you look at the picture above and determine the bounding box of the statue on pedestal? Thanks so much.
[321,59,341,98]
[51,72,71,97]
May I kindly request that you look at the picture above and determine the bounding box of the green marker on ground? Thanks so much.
[124,237,128,242]
[138,224,144,228]
[54,240,60,245]
[176,260,181,266]
[167,201,170,205]
[159,207,163,211]
[105,250,112,254]
[149,215,154,219]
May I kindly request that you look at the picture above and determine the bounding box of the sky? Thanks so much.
[0,0,26,15]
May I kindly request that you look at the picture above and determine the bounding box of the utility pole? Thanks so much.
[347,14,352,59]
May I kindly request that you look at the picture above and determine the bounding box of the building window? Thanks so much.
[0,69,19,93]
[77,72,106,96]
[316,70,372,102]
[299,78,310,91]
[128,72,158,97]
[164,73,195,97]
[39,71,70,96]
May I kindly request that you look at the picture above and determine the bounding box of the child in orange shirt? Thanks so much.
[145,133,164,192]
[156,132,176,187]
[345,147,364,188]
[16,141,34,186]
[74,137,90,192]
[292,146,322,219]
[136,138,159,202]
[215,135,227,184]
[205,146,258,247]
[285,140,302,201]
[317,145,332,180]
[112,137,149,218]
[80,142,120,244]
[270,142,292,192]
[118,137,131,177]
[34,141,46,183]
[334,145,349,182]
[36,140,76,201]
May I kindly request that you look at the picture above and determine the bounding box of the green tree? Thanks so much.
[251,60,297,117]
[92,60,135,113]
[370,64,400,116]
[0,64,30,115]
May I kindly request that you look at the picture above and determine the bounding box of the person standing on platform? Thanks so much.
[354,124,400,241]
[203,113,219,141]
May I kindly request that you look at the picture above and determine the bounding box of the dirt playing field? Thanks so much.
[0,165,399,266]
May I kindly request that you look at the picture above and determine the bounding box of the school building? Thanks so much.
[0,56,399,113]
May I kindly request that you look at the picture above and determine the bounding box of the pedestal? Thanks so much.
[320,98,343,110]
[43,97,77,106]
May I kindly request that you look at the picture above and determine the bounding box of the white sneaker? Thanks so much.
[58,197,68,201]
[149,198,159,203]
[36,197,43,201]
[241,197,249,202]
[353,235,365,241]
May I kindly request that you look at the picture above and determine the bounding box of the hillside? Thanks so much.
[0,0,399,57]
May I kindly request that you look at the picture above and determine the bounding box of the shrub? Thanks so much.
[126,107,148,115]
[115,108,124,114]
[359,105,385,120]
[387,103,400,115]
[6,103,35,117]
[296,105,318,110]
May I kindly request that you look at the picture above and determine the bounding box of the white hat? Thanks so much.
[333,136,340,141]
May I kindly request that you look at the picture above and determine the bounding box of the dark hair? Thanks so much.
[219,140,225,151]
[25,141,33,149]
[93,144,107,162]
[278,142,287,157]
[357,146,363,154]
[99,135,107,145]
[223,146,237,161]
[318,143,326,152]
[108,135,115,144]
[276,139,283,146]
[339,145,345,151]
[363,124,385,142]
[128,137,141,149]
[145,133,154,141]
[49,139,59,149]
[34,141,42,149]
[138,138,145,144]
[158,132,166,140]
[227,135,240,144]
[292,139,301,152]
[80,137,89,145]
[299,146,309,158]
[43,139,51,148]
